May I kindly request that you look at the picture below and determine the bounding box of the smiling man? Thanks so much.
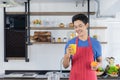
[63,14,102,80]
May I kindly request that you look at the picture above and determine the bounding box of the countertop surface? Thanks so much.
[0,73,120,79]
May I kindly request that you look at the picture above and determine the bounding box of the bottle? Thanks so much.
[93,35,97,39]
[52,37,56,42]
[63,37,67,42]
[57,37,61,42]
[70,32,75,39]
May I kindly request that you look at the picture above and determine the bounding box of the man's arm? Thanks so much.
[63,53,70,68]
[63,46,72,68]
[97,56,102,67]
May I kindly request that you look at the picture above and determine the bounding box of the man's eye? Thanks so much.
[79,25,83,27]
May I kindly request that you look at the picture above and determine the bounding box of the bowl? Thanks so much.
[109,74,118,77]
[96,71,104,76]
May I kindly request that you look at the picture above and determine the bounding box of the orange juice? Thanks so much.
[69,44,76,55]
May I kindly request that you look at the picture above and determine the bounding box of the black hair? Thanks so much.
[72,14,88,25]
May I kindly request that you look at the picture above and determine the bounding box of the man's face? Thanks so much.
[73,20,88,37]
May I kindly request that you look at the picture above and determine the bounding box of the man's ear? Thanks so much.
[86,23,89,29]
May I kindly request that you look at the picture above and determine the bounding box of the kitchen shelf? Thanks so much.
[90,27,107,29]
[30,27,74,30]
[100,42,107,44]
[6,12,95,15]
[31,42,107,44]
[30,27,107,30]
[30,26,107,44]
[30,12,95,15]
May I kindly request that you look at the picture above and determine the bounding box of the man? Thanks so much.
[63,14,102,80]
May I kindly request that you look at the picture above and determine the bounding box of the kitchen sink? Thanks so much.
[45,72,69,78]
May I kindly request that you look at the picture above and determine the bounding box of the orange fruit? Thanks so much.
[91,61,98,67]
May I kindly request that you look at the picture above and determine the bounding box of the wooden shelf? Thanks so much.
[90,27,107,29]
[6,12,95,15]
[30,12,95,16]
[31,42,107,44]
[100,42,107,44]
[30,27,73,30]
[30,27,107,30]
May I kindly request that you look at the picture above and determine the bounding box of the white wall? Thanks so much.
[100,0,120,16]
[91,17,120,68]
[0,0,120,74]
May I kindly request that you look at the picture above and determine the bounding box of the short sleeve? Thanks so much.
[91,38,102,60]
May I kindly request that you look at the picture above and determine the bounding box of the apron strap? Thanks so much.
[76,37,78,47]
[88,36,92,48]
[88,37,95,61]
[76,36,92,48]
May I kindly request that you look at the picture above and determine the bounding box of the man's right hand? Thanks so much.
[63,46,73,68]
[66,46,74,57]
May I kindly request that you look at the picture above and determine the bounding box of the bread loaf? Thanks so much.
[32,31,51,42]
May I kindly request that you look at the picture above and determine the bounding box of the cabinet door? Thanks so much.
[5,30,26,57]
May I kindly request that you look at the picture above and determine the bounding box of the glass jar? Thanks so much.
[63,37,67,42]
[57,37,61,42]
[52,37,56,42]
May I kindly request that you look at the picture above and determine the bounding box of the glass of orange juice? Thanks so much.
[69,44,76,55]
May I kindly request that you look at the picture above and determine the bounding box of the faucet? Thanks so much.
[59,57,70,78]
[60,57,64,74]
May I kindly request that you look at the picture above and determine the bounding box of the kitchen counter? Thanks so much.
[0,77,120,80]
[0,70,119,80]
[0,74,120,80]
